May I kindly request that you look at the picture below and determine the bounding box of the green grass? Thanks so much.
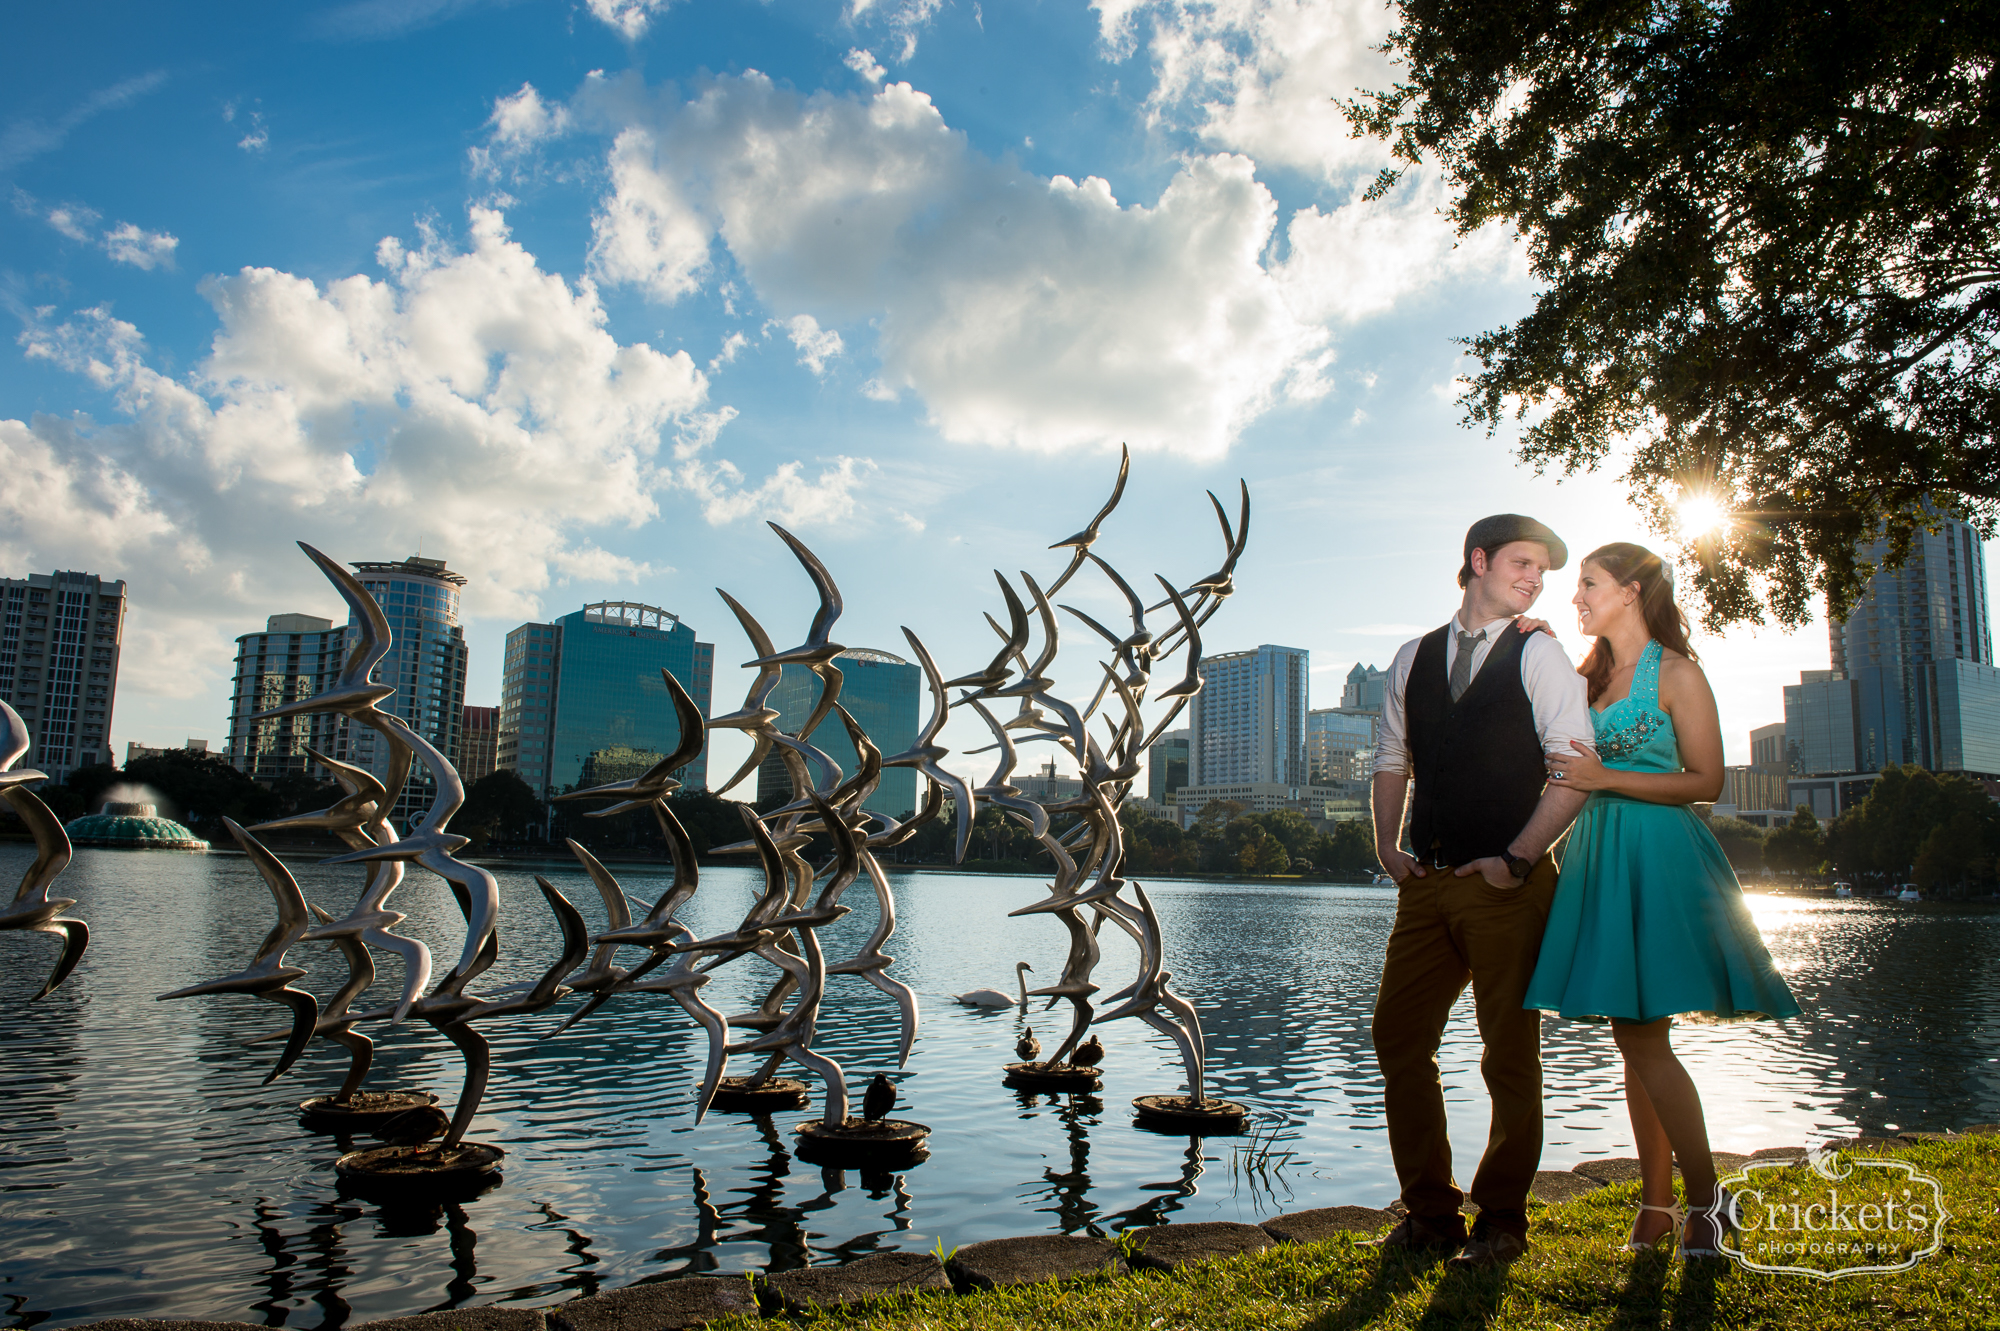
[701,1136,2000,1329]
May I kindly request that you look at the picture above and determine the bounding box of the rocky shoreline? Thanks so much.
[59,1126,1994,1331]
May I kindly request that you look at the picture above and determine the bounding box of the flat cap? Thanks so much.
[1464,514,1567,569]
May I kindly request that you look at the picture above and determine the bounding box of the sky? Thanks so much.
[3,0,1963,785]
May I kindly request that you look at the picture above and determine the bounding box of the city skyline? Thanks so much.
[6,2,1994,790]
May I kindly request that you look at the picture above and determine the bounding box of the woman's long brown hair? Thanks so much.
[1577,542,1698,704]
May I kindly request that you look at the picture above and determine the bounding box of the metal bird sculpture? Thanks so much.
[0,698,87,1001]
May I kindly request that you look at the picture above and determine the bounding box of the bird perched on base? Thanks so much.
[862,1073,897,1122]
[1072,1035,1104,1069]
[1016,1027,1041,1062]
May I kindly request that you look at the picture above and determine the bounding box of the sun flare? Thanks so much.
[1676,493,1730,538]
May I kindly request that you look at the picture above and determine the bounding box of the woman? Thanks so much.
[1524,542,1800,1256]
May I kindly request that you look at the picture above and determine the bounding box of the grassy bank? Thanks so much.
[704,1136,1998,1330]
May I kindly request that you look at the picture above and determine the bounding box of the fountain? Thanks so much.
[64,800,208,850]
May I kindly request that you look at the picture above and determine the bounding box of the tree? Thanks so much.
[459,770,545,845]
[117,749,281,837]
[1352,0,2000,628]
[1914,810,1989,893]
[1764,805,1825,876]
[1707,816,1768,874]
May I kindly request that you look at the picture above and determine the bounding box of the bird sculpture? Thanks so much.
[861,1073,897,1122]
[372,1104,451,1149]
[1071,1034,1104,1069]
[953,962,1032,1008]
[0,699,88,1000]
[1016,1027,1041,1062]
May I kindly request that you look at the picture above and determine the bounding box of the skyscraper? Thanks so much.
[1306,708,1376,784]
[1827,515,2000,777]
[343,556,471,829]
[499,601,714,801]
[460,705,498,783]
[1147,728,1189,806]
[226,613,348,784]
[1341,663,1387,713]
[0,570,125,781]
[1189,644,1308,787]
[753,648,920,817]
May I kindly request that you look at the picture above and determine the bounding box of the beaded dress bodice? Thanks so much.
[1591,639,1680,773]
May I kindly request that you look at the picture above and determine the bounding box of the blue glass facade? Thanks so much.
[1190,644,1309,786]
[501,602,714,799]
[755,649,920,817]
[1929,659,2000,777]
[342,557,469,830]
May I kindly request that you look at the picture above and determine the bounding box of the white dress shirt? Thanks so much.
[1371,613,1595,778]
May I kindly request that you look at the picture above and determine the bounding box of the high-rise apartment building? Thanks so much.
[226,613,348,784]
[1830,515,1998,775]
[460,705,498,783]
[1190,644,1308,787]
[1341,663,1388,713]
[1147,728,1189,806]
[1306,707,1376,784]
[1749,722,1787,772]
[0,570,126,781]
[753,649,919,816]
[343,556,471,829]
[499,601,714,801]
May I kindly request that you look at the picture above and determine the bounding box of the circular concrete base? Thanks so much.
[1132,1094,1249,1134]
[1002,1062,1103,1092]
[711,1076,810,1112]
[793,1117,930,1167]
[333,1142,505,1199]
[299,1090,440,1133]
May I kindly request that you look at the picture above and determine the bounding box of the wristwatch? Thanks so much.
[1504,853,1534,882]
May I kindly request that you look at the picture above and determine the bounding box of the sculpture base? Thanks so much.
[1132,1094,1249,1134]
[299,1090,440,1133]
[1002,1061,1103,1092]
[711,1076,810,1112]
[333,1142,505,1199]
[793,1117,930,1167]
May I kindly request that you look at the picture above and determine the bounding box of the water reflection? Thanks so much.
[3,846,1998,1327]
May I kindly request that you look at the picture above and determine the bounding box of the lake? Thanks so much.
[3,846,1997,1327]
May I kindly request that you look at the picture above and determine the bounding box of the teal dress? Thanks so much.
[1525,640,1801,1024]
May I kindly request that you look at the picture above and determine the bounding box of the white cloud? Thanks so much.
[777,313,843,375]
[844,47,887,84]
[861,376,899,402]
[238,112,269,152]
[1095,0,1397,182]
[574,74,1331,458]
[708,330,748,370]
[847,0,943,62]
[16,190,179,269]
[101,222,179,270]
[587,0,673,40]
[4,207,869,698]
[586,127,710,302]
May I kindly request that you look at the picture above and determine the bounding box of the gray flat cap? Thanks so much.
[1464,514,1567,569]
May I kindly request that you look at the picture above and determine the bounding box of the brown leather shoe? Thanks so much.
[1445,1220,1528,1269]
[1371,1211,1468,1251]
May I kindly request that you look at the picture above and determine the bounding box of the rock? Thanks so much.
[547,1278,758,1331]
[68,1323,267,1331]
[1259,1206,1397,1243]
[1963,1123,2000,1136]
[1530,1171,1606,1204]
[1709,1152,1751,1177]
[1896,1131,1958,1142]
[350,1310,546,1331]
[1571,1157,1645,1183]
[1819,1136,1904,1152]
[947,1235,1123,1291]
[765,1252,949,1311]
[1124,1221,1271,1272]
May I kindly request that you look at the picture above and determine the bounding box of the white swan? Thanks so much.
[953,961,1032,1008]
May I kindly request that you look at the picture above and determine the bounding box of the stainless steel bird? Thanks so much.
[0,699,87,1001]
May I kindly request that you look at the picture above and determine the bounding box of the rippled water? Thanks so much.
[3,846,1997,1327]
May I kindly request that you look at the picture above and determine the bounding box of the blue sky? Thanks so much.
[1,0,1923,781]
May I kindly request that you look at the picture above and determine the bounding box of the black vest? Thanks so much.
[1406,622,1546,864]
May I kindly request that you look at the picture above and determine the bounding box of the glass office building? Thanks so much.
[342,556,470,830]
[1190,644,1309,787]
[754,648,920,818]
[500,601,715,801]
[1306,707,1376,784]
[1147,728,1189,806]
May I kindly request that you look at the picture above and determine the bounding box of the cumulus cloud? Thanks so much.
[586,0,673,40]
[847,0,943,62]
[16,190,179,269]
[1095,0,1396,182]
[843,47,887,83]
[566,73,1330,457]
[777,314,843,375]
[3,207,870,695]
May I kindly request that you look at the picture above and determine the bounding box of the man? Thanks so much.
[1369,514,1593,1268]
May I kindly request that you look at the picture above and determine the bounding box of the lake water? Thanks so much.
[4,846,1998,1327]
